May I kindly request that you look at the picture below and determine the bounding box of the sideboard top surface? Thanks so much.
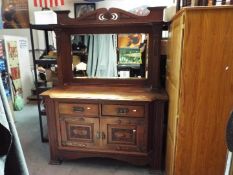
[41,85,167,101]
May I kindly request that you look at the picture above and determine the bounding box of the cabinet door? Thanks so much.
[59,116,100,150]
[100,117,147,153]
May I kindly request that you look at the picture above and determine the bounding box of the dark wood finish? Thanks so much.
[102,104,145,117]
[59,116,100,150]
[197,0,208,5]
[101,117,147,153]
[51,7,165,89]
[41,7,167,174]
[58,103,99,117]
[44,97,61,164]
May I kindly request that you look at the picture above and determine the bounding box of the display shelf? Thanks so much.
[30,24,54,31]
[30,23,55,142]
[35,59,57,66]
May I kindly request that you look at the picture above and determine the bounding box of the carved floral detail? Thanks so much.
[98,12,119,21]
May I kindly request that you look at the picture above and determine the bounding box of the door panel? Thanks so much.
[59,116,100,150]
[100,117,147,153]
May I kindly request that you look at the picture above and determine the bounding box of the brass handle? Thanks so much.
[73,106,84,112]
[102,132,106,139]
[117,108,129,114]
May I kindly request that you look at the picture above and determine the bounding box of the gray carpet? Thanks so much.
[14,104,151,175]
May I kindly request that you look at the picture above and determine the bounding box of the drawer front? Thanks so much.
[102,104,145,117]
[59,103,99,117]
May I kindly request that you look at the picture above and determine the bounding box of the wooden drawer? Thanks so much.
[59,103,99,117]
[102,104,145,117]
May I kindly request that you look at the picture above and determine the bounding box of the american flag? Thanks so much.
[34,0,64,7]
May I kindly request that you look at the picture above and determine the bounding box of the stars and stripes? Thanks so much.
[33,0,64,8]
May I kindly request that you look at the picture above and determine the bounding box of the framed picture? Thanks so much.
[118,34,144,48]
[1,0,30,28]
[74,3,96,18]
[119,48,142,64]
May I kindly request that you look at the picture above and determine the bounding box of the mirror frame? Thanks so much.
[52,7,165,89]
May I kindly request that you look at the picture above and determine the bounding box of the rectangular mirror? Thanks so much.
[71,33,149,79]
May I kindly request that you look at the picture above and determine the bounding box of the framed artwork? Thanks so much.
[118,34,143,48]
[74,3,96,18]
[119,48,142,64]
[4,38,23,95]
[1,0,30,29]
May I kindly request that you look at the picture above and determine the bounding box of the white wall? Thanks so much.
[96,0,173,10]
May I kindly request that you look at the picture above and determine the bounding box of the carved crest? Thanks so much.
[77,8,138,22]
[54,7,165,26]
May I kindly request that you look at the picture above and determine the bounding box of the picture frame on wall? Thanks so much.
[74,3,96,18]
[1,0,30,28]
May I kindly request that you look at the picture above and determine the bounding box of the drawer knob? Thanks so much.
[73,106,84,112]
[87,107,91,110]
[132,109,137,112]
[133,129,136,133]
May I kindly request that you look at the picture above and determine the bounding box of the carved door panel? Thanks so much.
[100,117,147,153]
[59,116,100,150]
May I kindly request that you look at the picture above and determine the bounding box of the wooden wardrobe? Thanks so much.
[166,6,233,175]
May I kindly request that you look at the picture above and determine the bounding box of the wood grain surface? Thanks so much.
[41,85,168,101]
[166,6,233,175]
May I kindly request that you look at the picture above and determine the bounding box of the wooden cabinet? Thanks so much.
[56,101,148,154]
[166,6,233,175]
[43,86,167,173]
[41,7,168,174]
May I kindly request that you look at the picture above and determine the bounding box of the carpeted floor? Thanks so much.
[14,103,151,175]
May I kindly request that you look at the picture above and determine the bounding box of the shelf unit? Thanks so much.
[29,24,56,142]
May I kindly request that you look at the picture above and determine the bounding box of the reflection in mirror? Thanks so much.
[71,33,149,79]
